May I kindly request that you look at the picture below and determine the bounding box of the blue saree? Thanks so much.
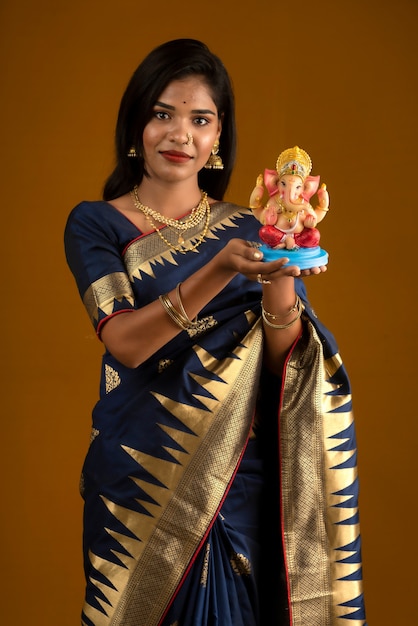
[64,200,366,626]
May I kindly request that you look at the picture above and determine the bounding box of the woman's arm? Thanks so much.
[100,238,253,367]
[101,238,320,370]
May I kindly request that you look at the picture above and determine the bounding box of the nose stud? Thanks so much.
[184,133,193,146]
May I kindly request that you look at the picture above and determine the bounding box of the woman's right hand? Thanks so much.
[212,238,301,282]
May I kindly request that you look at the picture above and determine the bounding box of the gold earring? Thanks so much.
[204,140,224,170]
[127,146,137,158]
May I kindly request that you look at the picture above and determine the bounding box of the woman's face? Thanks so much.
[142,76,222,185]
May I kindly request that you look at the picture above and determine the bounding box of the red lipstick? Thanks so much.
[160,150,192,163]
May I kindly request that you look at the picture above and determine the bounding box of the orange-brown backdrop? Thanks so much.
[2,0,416,624]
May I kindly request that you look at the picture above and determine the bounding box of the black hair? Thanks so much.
[103,39,236,201]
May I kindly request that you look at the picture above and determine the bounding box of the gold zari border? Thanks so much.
[280,318,365,626]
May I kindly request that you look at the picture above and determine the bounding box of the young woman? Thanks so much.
[65,39,366,626]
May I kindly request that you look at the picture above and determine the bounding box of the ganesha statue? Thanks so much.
[249,145,330,268]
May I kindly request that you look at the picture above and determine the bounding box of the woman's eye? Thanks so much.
[193,117,209,126]
[154,111,170,120]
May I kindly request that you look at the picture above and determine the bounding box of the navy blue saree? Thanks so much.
[65,200,366,626]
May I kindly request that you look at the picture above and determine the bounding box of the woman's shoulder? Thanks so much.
[64,198,143,254]
[64,200,131,245]
[65,199,132,232]
[67,199,110,222]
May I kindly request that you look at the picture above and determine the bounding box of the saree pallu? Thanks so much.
[64,200,367,626]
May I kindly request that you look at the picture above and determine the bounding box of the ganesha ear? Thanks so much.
[302,175,320,200]
[263,169,279,196]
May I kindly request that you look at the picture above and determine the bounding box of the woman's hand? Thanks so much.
[101,238,326,370]
[215,238,327,282]
[300,265,327,276]
[213,238,302,282]
[216,239,326,375]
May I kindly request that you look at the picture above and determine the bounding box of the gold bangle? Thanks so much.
[261,304,302,329]
[159,286,200,331]
[175,283,199,327]
[262,295,301,319]
[159,293,189,330]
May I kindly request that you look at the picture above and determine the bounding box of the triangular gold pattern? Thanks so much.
[123,207,250,282]
[83,334,257,625]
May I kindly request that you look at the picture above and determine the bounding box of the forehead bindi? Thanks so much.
[157,78,217,112]
[155,100,217,117]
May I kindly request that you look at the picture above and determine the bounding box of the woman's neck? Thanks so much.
[135,178,203,217]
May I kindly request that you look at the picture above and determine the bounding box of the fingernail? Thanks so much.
[254,251,262,259]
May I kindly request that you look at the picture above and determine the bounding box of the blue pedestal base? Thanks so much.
[260,245,329,270]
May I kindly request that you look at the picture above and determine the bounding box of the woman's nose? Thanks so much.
[168,121,191,145]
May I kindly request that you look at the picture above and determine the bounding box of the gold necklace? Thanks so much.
[131,185,208,231]
[141,205,211,253]
[130,187,211,253]
[277,198,298,223]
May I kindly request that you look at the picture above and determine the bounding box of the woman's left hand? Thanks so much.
[300,265,327,276]
[244,241,327,283]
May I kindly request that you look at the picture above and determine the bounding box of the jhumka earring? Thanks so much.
[127,146,137,158]
[204,141,224,170]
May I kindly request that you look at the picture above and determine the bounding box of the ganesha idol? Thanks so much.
[249,145,330,269]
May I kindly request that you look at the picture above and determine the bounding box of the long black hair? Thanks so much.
[103,39,236,201]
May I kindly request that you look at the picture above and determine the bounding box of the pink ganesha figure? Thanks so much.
[249,145,330,250]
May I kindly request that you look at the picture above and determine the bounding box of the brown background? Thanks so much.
[2,0,416,623]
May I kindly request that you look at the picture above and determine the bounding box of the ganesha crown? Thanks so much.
[276,146,312,181]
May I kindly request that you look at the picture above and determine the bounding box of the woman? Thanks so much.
[64,39,366,626]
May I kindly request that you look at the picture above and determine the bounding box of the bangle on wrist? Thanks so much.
[159,282,199,330]
[262,295,301,319]
[261,295,303,330]
[175,282,199,326]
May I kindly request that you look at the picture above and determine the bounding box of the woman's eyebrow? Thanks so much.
[191,109,217,115]
[155,101,216,115]
[155,101,175,110]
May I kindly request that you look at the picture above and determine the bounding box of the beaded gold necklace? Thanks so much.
[130,186,211,253]
[276,198,299,223]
